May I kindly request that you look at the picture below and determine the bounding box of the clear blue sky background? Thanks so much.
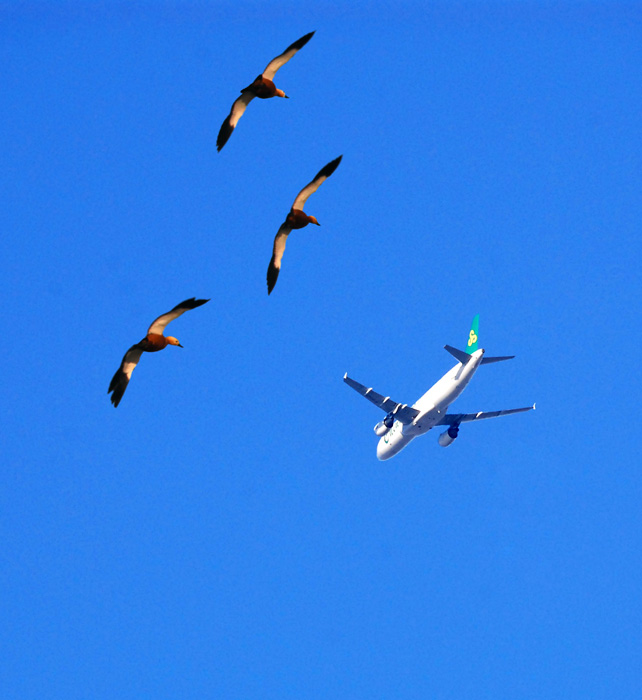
[2,1,641,697]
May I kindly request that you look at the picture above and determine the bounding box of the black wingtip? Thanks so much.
[290,31,315,52]
[108,371,126,407]
[178,297,210,310]
[317,155,343,180]
[267,262,279,295]
[216,120,234,152]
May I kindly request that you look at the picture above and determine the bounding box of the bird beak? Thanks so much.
[284,94,290,99]
[178,343,184,348]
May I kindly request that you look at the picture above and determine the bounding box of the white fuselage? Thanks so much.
[376,349,485,460]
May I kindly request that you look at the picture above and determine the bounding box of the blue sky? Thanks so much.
[2,2,641,697]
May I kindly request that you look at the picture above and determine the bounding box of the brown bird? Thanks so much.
[267,155,342,295]
[217,31,315,152]
[108,298,209,407]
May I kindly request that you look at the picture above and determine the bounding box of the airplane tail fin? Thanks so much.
[445,315,515,364]
[472,314,514,364]
[466,314,479,353]
[444,314,479,364]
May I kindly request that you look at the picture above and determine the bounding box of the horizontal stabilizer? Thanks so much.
[480,355,515,364]
[444,345,472,364]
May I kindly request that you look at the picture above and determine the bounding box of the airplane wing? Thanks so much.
[343,373,420,425]
[436,404,535,426]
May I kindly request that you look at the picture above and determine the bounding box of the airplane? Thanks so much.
[343,315,535,460]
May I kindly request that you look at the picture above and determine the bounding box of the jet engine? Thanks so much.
[438,425,459,447]
[374,411,395,436]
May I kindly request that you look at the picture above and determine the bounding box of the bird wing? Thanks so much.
[262,31,315,81]
[147,298,209,335]
[217,92,256,151]
[292,155,342,211]
[267,224,291,294]
[108,343,145,407]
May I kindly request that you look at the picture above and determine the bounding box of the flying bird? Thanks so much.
[217,31,315,152]
[108,297,209,407]
[267,155,342,295]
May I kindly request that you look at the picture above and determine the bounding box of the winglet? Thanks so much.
[533,402,536,410]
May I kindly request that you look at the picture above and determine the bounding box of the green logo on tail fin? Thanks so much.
[467,314,479,354]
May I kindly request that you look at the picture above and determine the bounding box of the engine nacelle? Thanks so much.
[374,412,395,436]
[438,425,459,447]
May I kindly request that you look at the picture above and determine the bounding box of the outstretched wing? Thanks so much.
[343,373,420,425]
[147,298,209,335]
[436,405,535,426]
[262,31,315,81]
[108,343,145,407]
[292,155,342,211]
[267,223,291,294]
[217,92,256,151]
